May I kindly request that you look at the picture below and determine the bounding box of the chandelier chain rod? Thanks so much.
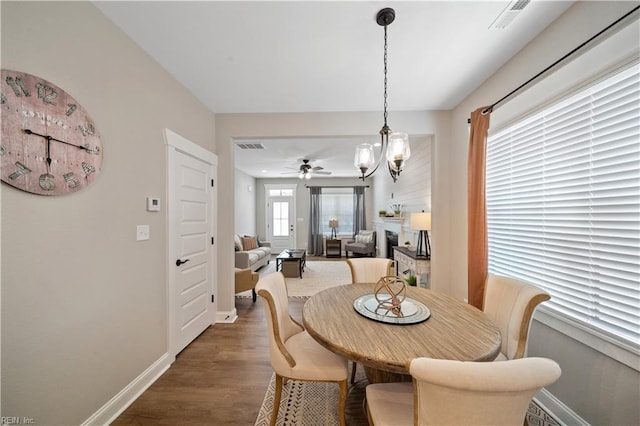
[383,24,388,128]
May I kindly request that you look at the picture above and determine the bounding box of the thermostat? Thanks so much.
[147,197,161,212]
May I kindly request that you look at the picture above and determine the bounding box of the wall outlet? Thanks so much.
[137,225,150,241]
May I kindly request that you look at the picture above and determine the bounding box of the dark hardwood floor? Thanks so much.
[113,297,274,425]
[113,295,369,425]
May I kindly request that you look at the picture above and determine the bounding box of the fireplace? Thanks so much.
[385,231,398,260]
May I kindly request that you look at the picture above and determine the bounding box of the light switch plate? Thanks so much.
[137,225,150,241]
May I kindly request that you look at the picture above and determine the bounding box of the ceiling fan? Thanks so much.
[282,159,332,179]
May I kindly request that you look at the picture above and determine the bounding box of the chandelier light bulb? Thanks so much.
[354,143,375,175]
[386,132,410,171]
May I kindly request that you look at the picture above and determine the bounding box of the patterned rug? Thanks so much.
[255,366,561,426]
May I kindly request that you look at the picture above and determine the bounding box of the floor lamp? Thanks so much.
[410,211,431,259]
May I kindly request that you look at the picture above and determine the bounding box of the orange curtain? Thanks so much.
[467,106,492,309]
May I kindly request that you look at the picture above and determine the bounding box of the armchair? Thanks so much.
[235,267,259,302]
[344,230,376,258]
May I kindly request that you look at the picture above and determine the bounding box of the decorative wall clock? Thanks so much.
[1,69,103,195]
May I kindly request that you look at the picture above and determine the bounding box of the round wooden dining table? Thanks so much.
[303,283,502,381]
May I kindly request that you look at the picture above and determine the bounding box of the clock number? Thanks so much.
[6,76,30,97]
[1,93,6,104]
[81,162,95,176]
[64,172,80,189]
[84,145,100,155]
[0,145,5,156]
[39,173,56,191]
[66,103,77,116]
[78,123,96,137]
[9,162,32,180]
[36,82,57,105]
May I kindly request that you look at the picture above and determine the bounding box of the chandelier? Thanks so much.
[354,7,411,182]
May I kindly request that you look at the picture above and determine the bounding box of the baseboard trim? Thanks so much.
[81,352,172,426]
[535,388,588,426]
[216,308,238,323]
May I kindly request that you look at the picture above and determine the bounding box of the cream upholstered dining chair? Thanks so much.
[483,274,551,360]
[346,258,394,284]
[346,257,394,382]
[365,356,561,426]
[256,272,349,426]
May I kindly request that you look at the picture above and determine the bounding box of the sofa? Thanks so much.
[345,230,376,258]
[235,267,259,302]
[234,233,272,271]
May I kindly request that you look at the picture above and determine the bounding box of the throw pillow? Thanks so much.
[356,230,374,243]
[234,234,243,251]
[242,236,258,251]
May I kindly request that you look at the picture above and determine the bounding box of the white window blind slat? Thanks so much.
[486,62,640,349]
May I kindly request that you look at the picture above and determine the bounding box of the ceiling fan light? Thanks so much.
[305,172,311,180]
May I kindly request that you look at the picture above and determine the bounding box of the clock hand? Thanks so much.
[23,128,97,153]
[39,135,56,191]
[46,137,52,168]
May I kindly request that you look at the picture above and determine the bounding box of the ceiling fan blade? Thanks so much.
[311,166,324,171]
[314,171,332,175]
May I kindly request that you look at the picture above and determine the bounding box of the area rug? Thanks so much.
[254,367,561,426]
[237,259,352,298]
[254,365,368,426]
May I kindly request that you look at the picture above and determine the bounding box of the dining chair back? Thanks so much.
[483,274,551,360]
[365,357,561,426]
[346,257,394,383]
[347,258,394,284]
[256,272,349,426]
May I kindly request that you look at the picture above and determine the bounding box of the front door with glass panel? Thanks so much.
[266,186,296,252]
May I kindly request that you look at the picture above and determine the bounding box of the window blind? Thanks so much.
[486,62,640,348]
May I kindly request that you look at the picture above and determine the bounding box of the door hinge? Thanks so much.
[211,236,215,245]
[211,179,214,187]
[211,294,215,303]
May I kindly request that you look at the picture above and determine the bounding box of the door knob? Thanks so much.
[176,258,191,266]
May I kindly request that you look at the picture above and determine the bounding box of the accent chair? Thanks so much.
[256,272,349,426]
[234,267,259,302]
[365,356,561,425]
[344,230,376,258]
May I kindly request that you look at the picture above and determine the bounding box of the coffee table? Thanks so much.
[275,249,306,278]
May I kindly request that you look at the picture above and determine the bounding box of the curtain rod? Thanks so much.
[468,5,639,123]
[305,185,370,188]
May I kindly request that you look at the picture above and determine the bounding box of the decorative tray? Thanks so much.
[353,293,431,325]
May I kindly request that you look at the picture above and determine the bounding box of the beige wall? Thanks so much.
[1,2,215,424]
[448,2,639,424]
[234,169,257,236]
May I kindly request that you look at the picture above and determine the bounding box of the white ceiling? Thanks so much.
[94,0,574,178]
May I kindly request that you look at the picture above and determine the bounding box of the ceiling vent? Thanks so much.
[489,0,530,29]
[236,143,265,150]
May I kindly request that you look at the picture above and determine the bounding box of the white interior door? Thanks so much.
[266,185,296,253]
[167,129,217,357]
